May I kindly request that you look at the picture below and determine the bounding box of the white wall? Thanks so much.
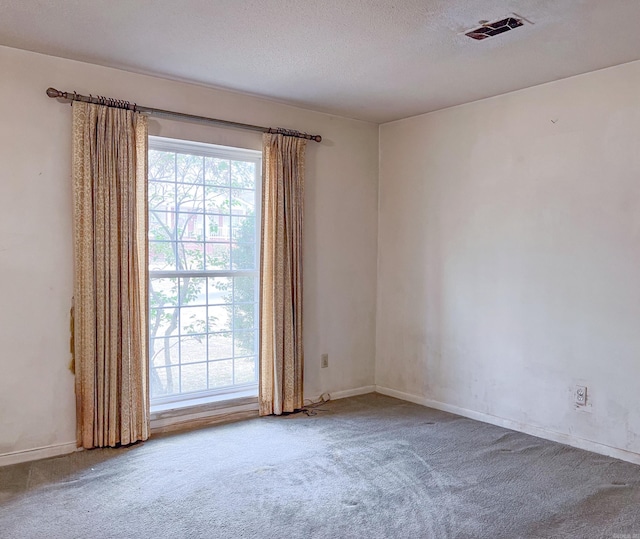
[377,60,640,458]
[0,45,379,458]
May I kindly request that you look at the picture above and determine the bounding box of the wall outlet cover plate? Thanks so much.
[575,385,587,406]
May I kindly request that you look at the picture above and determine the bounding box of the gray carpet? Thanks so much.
[1,394,639,539]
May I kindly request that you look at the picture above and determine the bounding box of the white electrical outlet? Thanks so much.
[321,353,329,368]
[575,385,587,406]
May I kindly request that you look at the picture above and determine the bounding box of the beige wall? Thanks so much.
[377,60,640,457]
[0,46,379,457]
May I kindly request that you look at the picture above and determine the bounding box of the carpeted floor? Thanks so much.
[1,394,639,538]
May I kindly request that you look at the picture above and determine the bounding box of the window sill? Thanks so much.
[151,386,258,414]
[150,387,259,435]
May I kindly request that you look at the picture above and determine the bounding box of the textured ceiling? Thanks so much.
[2,0,640,123]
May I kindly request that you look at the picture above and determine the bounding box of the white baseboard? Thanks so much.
[374,386,431,407]
[323,385,376,401]
[375,385,640,466]
[0,441,78,468]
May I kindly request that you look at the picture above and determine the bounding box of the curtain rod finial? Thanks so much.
[46,87,62,98]
[313,135,322,143]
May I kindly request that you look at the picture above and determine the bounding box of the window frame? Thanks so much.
[147,135,262,408]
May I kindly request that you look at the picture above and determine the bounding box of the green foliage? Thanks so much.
[226,216,258,352]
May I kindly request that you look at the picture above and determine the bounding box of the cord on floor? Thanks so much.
[284,393,331,416]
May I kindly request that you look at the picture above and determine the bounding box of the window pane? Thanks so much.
[151,366,180,398]
[150,278,178,307]
[205,157,230,186]
[149,241,176,271]
[180,306,207,335]
[234,356,257,384]
[149,150,175,183]
[208,277,232,305]
[209,360,233,388]
[232,215,256,242]
[233,304,255,330]
[232,243,255,270]
[149,211,174,241]
[234,276,256,303]
[151,307,179,337]
[181,363,208,393]
[231,189,255,216]
[176,183,204,212]
[176,242,204,271]
[208,305,231,332]
[205,243,230,270]
[149,182,175,211]
[205,214,230,242]
[205,186,230,214]
[176,153,204,184]
[234,330,256,358]
[180,277,206,306]
[150,337,179,368]
[177,213,204,242]
[231,160,256,189]
[180,335,207,364]
[208,332,233,360]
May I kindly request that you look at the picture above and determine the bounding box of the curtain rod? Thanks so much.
[46,87,322,143]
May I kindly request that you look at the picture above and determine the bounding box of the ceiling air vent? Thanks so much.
[465,17,523,41]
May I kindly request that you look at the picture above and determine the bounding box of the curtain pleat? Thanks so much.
[259,134,307,416]
[72,102,149,448]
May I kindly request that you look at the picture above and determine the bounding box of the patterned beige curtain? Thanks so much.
[259,134,307,416]
[72,102,149,448]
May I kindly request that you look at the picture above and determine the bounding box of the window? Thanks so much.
[147,136,261,406]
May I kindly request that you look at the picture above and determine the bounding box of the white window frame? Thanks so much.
[148,136,261,409]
